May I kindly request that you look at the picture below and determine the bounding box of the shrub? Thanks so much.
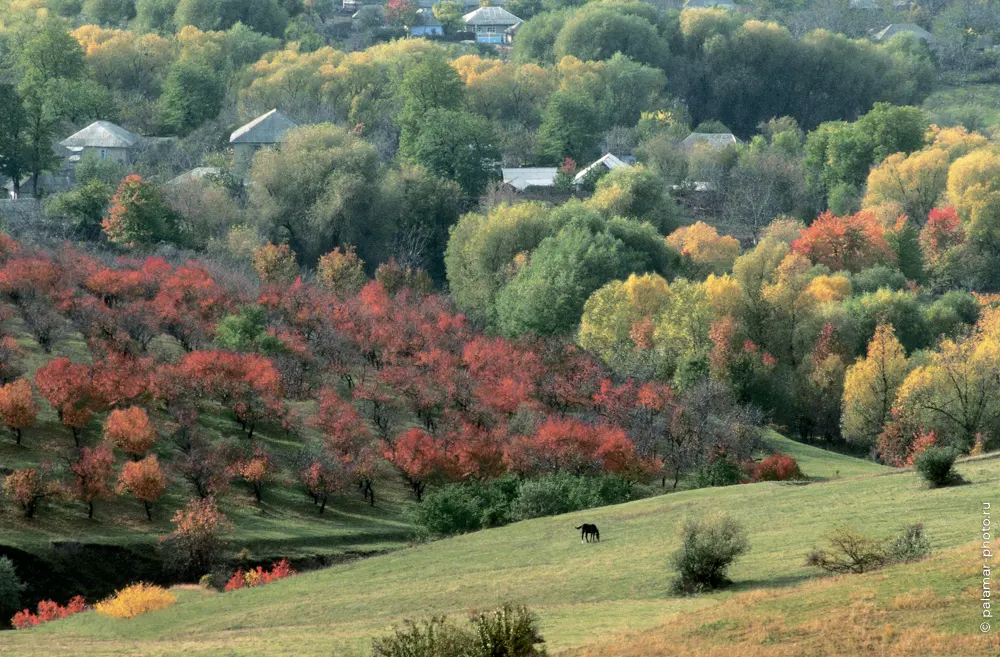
[95,583,177,619]
[670,514,750,594]
[415,474,634,537]
[466,603,546,657]
[372,616,470,657]
[691,453,748,489]
[914,446,960,487]
[223,559,295,592]
[0,556,25,628]
[11,596,86,629]
[511,473,633,522]
[807,524,931,575]
[371,603,546,657]
[805,527,888,574]
[752,453,803,482]
[887,523,931,563]
[161,497,232,579]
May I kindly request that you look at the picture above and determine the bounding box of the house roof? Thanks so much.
[60,121,139,149]
[230,109,297,145]
[502,167,558,191]
[874,23,934,42]
[463,6,521,26]
[680,132,739,150]
[166,167,221,187]
[683,0,736,8]
[573,154,630,184]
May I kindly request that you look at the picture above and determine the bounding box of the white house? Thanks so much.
[230,109,297,166]
[60,121,140,165]
[573,153,631,185]
[463,6,521,44]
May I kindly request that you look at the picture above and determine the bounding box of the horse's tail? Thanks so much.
[574,525,582,529]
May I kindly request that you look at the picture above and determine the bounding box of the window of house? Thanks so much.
[100,149,107,160]
[485,26,496,33]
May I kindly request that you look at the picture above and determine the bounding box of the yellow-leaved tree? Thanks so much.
[841,323,909,447]
[889,308,1000,455]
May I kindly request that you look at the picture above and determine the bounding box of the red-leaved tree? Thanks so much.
[103,406,158,459]
[71,443,115,519]
[792,211,897,273]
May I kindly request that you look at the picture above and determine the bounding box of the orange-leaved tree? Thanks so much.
[103,406,158,459]
[792,211,896,273]
[0,378,38,445]
[117,454,167,521]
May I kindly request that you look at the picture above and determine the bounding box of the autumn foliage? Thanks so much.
[11,596,86,629]
[103,406,158,458]
[751,453,803,482]
[117,455,167,520]
[792,211,896,273]
[0,379,38,445]
[223,559,295,592]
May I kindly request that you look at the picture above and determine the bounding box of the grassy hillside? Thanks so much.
[922,83,1000,132]
[2,452,994,657]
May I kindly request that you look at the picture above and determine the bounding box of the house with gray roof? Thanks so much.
[573,153,631,185]
[683,0,736,8]
[502,167,558,191]
[680,132,739,151]
[60,121,140,165]
[463,6,521,44]
[230,109,297,166]
[874,23,936,46]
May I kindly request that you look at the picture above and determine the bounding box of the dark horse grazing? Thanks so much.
[575,523,600,543]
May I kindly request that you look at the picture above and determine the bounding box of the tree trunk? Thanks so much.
[14,427,21,446]
[319,496,327,514]
[143,500,152,521]
[88,500,94,519]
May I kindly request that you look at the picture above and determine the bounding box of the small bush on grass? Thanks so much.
[372,603,546,657]
[415,474,635,537]
[887,523,932,563]
[914,446,961,487]
[512,473,633,521]
[691,454,748,489]
[752,453,804,482]
[12,596,86,629]
[807,524,931,574]
[670,514,750,595]
[0,556,26,628]
[223,559,295,592]
[95,583,177,619]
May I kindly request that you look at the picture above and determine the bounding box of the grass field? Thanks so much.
[2,447,994,657]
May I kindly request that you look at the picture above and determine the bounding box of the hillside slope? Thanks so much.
[2,454,994,657]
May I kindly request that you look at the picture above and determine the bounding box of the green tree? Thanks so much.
[409,108,501,199]
[0,86,28,198]
[398,54,465,158]
[45,180,114,240]
[587,165,681,234]
[103,175,183,247]
[215,305,283,354]
[0,556,25,628]
[82,0,136,24]
[159,59,224,135]
[249,123,383,264]
[136,0,176,32]
[553,5,667,69]
[537,89,600,165]
[432,0,464,33]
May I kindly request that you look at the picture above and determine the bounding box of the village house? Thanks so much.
[463,6,521,44]
[410,9,444,37]
[502,167,559,191]
[573,153,631,185]
[59,120,140,165]
[873,23,937,48]
[682,0,736,8]
[230,109,297,167]
[680,132,739,151]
